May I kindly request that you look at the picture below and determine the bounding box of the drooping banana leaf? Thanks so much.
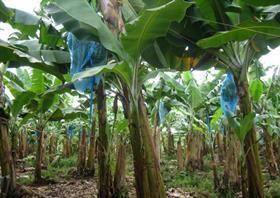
[121,0,191,61]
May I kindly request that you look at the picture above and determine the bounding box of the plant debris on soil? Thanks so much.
[20,177,196,198]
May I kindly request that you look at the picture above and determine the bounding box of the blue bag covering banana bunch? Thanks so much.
[67,32,107,93]
[220,72,238,116]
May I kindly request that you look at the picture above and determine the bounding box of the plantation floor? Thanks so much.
[15,155,194,198]
[13,154,280,198]
[25,178,99,198]
[22,177,196,198]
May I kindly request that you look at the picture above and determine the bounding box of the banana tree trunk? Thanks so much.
[124,100,150,197]
[185,132,204,171]
[87,115,97,176]
[138,96,166,198]
[63,129,72,158]
[215,133,224,163]
[235,75,264,198]
[167,127,174,155]
[62,137,68,157]
[130,108,151,197]
[48,134,55,155]
[10,129,18,167]
[176,140,184,171]
[34,127,44,183]
[63,134,67,156]
[113,136,126,197]
[96,0,165,193]
[273,139,280,168]
[262,124,278,178]
[96,81,113,198]
[161,134,168,154]
[48,134,56,162]
[42,134,46,166]
[120,85,165,198]
[18,130,27,159]
[0,117,16,197]
[153,113,161,165]
[95,0,121,194]
[224,126,241,191]
[78,127,87,175]
[211,140,219,192]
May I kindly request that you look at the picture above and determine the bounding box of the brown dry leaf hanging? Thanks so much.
[97,0,124,36]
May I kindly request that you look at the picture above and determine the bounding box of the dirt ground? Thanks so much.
[23,178,194,198]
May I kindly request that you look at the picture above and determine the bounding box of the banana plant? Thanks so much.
[0,62,17,197]
[168,1,280,197]
[155,71,220,173]
[0,0,70,81]
[4,67,87,183]
[45,0,192,197]
[150,71,211,138]
[252,65,280,178]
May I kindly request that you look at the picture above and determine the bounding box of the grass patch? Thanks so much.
[42,154,78,181]
[22,155,36,167]
[161,154,216,197]
[17,174,34,185]
[264,177,280,198]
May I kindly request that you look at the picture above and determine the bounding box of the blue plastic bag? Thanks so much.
[67,32,107,93]
[159,101,168,125]
[67,126,75,139]
[220,72,238,116]
[67,33,108,123]
[205,106,211,132]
